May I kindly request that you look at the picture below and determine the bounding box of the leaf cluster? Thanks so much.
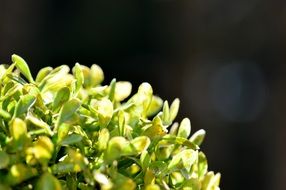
[0,55,220,190]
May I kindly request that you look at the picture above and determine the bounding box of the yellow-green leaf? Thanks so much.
[189,129,206,146]
[130,136,150,154]
[169,98,180,122]
[12,54,34,83]
[115,81,132,102]
[0,151,9,169]
[146,96,163,117]
[177,118,191,139]
[72,63,84,96]
[53,87,70,111]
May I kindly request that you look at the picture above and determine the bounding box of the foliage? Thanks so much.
[0,55,220,189]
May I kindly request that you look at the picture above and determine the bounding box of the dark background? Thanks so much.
[1,0,286,189]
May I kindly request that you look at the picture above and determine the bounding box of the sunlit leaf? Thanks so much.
[35,66,53,83]
[98,128,110,151]
[145,184,160,190]
[142,116,166,139]
[72,63,84,96]
[162,101,170,125]
[146,96,163,117]
[26,136,54,165]
[115,81,132,102]
[104,136,129,163]
[169,98,180,122]
[189,129,206,146]
[9,118,28,150]
[177,118,191,139]
[130,136,150,154]
[12,54,34,83]
[90,64,104,86]
[168,149,198,172]
[92,98,113,126]
[108,78,116,101]
[198,152,208,179]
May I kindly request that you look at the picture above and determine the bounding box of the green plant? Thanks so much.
[0,55,220,190]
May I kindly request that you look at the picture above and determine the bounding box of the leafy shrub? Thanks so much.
[0,55,220,190]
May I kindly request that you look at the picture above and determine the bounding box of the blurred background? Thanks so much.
[1,0,286,189]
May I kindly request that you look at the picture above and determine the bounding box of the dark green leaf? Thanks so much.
[14,94,36,117]
[56,98,81,128]
[36,172,62,190]
[53,87,70,111]
[61,134,83,146]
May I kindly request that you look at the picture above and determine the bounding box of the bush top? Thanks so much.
[0,54,220,190]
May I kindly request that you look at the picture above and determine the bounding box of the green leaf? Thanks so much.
[57,123,71,144]
[111,173,136,190]
[35,66,53,83]
[104,136,129,163]
[177,118,191,139]
[146,96,163,117]
[182,178,201,190]
[12,54,34,83]
[162,135,199,150]
[0,151,10,169]
[145,184,160,190]
[169,122,179,135]
[169,98,180,122]
[201,172,221,190]
[90,64,104,86]
[61,134,82,146]
[0,108,11,120]
[168,149,198,172]
[98,128,110,151]
[108,78,116,101]
[155,141,174,161]
[36,172,62,190]
[92,98,113,126]
[162,101,170,125]
[142,116,166,139]
[118,110,125,136]
[198,152,208,179]
[14,94,36,117]
[137,82,153,115]
[140,151,151,171]
[53,87,71,111]
[170,172,184,186]
[5,164,38,186]
[26,136,54,165]
[26,115,53,136]
[72,63,84,96]
[130,136,150,154]
[56,98,81,128]
[189,129,206,146]
[9,118,28,150]
[0,184,11,190]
